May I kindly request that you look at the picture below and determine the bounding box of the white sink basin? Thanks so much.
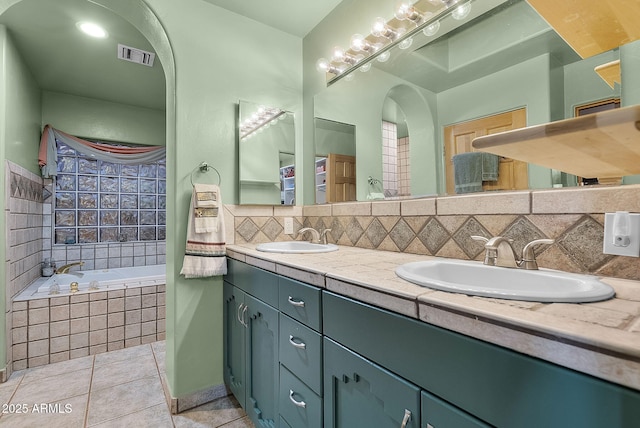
[395,259,615,303]
[256,241,339,254]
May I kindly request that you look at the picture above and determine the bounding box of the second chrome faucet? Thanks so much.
[471,236,554,270]
[298,227,332,245]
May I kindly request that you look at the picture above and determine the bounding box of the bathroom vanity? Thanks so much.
[223,245,640,427]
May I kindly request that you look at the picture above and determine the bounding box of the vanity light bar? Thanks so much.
[240,106,286,140]
[317,0,473,85]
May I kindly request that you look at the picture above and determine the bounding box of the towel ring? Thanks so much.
[190,162,221,186]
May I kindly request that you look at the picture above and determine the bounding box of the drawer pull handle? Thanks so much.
[289,389,306,408]
[289,335,306,349]
[287,296,305,307]
[400,409,411,428]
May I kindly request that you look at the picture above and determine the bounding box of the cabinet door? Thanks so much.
[422,391,490,428]
[223,282,246,408]
[245,294,279,427]
[324,338,420,428]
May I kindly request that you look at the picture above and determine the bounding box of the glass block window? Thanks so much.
[54,141,166,245]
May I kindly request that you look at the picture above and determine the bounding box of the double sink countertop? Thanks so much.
[227,244,640,392]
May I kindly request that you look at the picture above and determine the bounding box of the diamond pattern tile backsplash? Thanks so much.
[232,197,640,282]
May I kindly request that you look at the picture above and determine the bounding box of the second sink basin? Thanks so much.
[256,241,339,254]
[395,259,615,303]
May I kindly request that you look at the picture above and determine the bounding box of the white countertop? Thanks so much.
[227,244,640,391]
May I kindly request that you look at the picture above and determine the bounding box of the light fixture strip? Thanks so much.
[325,0,473,85]
[240,109,286,140]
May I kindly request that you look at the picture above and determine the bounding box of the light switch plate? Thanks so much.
[284,217,294,235]
[603,212,640,257]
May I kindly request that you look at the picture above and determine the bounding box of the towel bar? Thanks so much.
[190,162,221,186]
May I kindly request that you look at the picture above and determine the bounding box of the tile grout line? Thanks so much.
[83,355,96,428]
[150,343,176,427]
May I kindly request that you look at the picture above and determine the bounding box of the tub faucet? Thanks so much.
[298,227,321,243]
[55,261,84,274]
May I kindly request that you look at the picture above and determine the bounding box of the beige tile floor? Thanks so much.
[0,341,254,427]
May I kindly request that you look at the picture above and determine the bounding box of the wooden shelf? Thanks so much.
[527,0,640,59]
[472,105,640,178]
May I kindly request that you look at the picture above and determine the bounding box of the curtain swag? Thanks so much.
[38,124,166,178]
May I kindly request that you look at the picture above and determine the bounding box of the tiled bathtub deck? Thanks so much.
[0,341,253,427]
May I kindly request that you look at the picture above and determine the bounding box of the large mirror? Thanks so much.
[313,0,625,202]
[238,100,295,205]
[313,118,356,204]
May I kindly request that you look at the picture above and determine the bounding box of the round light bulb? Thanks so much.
[371,17,387,37]
[350,34,367,52]
[316,58,330,72]
[398,37,413,50]
[423,20,440,36]
[360,62,372,73]
[377,51,391,63]
[332,46,346,62]
[395,2,412,20]
[451,1,471,20]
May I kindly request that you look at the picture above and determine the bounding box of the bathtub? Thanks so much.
[19,264,166,299]
[12,264,167,371]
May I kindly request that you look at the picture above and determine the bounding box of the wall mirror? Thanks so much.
[313,0,625,201]
[238,100,295,205]
[314,118,356,204]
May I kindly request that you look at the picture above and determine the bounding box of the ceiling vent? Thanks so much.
[117,43,155,67]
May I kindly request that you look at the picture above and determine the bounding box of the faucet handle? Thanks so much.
[320,229,332,245]
[470,235,489,244]
[520,239,554,269]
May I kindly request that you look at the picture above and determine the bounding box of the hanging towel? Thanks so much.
[193,183,221,233]
[180,184,227,278]
[453,152,500,194]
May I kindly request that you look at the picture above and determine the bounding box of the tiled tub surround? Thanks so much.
[231,185,640,282]
[226,244,640,392]
[11,283,166,371]
[6,162,47,381]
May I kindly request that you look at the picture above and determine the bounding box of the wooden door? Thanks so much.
[326,153,356,203]
[444,109,528,195]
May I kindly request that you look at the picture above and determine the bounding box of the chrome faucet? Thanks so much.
[299,227,332,244]
[471,236,554,270]
[55,261,84,274]
[298,227,321,243]
[320,229,332,245]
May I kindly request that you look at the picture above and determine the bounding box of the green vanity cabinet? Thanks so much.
[223,259,280,427]
[323,337,420,428]
[421,391,491,428]
[323,291,640,428]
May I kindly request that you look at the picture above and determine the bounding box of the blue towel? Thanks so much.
[453,152,499,194]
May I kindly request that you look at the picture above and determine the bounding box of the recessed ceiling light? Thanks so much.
[76,22,108,38]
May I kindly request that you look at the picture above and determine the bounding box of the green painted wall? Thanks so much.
[42,91,165,146]
[0,24,42,372]
[91,0,303,400]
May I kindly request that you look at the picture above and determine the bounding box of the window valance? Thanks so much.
[38,124,166,178]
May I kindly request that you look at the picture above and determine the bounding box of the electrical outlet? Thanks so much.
[603,212,640,257]
[284,217,294,235]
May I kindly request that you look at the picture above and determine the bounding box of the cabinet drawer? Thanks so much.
[279,276,322,331]
[279,313,322,394]
[280,365,322,428]
[226,259,278,308]
[422,391,490,428]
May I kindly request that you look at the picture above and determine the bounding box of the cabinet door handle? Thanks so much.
[241,305,248,327]
[287,296,305,307]
[237,303,244,324]
[400,409,411,428]
[288,335,306,350]
[289,389,306,408]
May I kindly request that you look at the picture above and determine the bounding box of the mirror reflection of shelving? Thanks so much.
[315,157,326,204]
[280,164,295,205]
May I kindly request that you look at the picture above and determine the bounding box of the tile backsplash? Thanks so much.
[230,186,640,282]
